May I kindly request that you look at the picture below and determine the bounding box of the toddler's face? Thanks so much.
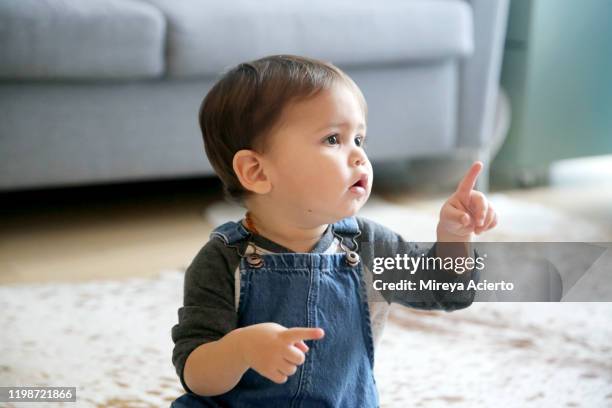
[262,82,373,225]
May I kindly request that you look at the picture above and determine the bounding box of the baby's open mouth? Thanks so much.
[352,179,366,188]
[349,174,368,195]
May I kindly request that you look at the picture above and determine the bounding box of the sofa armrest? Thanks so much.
[457,0,510,149]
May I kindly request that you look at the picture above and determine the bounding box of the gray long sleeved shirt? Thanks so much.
[171,216,479,394]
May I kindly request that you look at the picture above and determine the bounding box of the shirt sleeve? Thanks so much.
[356,217,481,312]
[171,237,239,394]
[390,241,481,311]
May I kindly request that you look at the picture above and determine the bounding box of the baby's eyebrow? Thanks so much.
[315,122,366,132]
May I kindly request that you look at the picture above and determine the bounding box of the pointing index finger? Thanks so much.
[283,327,325,342]
[456,161,483,197]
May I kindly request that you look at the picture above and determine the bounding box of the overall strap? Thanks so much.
[210,220,251,246]
[332,216,361,253]
[332,216,360,236]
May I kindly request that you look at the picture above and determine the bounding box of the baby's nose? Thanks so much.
[352,151,367,166]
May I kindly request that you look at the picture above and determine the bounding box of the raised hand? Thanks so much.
[437,161,498,240]
[238,322,325,384]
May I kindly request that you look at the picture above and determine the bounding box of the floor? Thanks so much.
[1,172,611,286]
[1,167,611,408]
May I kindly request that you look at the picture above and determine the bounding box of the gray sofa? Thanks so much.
[0,0,509,191]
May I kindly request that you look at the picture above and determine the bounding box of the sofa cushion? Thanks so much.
[0,0,166,80]
[145,0,473,78]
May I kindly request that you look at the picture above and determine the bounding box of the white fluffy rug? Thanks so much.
[1,195,611,407]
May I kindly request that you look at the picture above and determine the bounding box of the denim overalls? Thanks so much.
[171,216,379,408]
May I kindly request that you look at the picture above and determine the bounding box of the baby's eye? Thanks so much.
[355,135,366,147]
[325,134,339,145]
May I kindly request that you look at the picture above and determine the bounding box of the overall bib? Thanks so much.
[171,217,379,408]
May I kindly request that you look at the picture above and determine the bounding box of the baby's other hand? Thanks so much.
[437,161,498,240]
[237,322,325,384]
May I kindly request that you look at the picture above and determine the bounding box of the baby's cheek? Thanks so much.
[292,167,319,185]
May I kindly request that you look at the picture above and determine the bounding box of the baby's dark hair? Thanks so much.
[199,54,367,205]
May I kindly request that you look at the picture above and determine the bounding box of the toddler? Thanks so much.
[171,55,498,407]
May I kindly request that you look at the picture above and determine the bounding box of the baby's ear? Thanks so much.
[233,150,271,194]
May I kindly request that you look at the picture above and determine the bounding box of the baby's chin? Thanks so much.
[301,190,370,225]
[338,192,370,219]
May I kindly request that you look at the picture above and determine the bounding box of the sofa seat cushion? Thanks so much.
[0,0,166,80]
[145,0,474,78]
